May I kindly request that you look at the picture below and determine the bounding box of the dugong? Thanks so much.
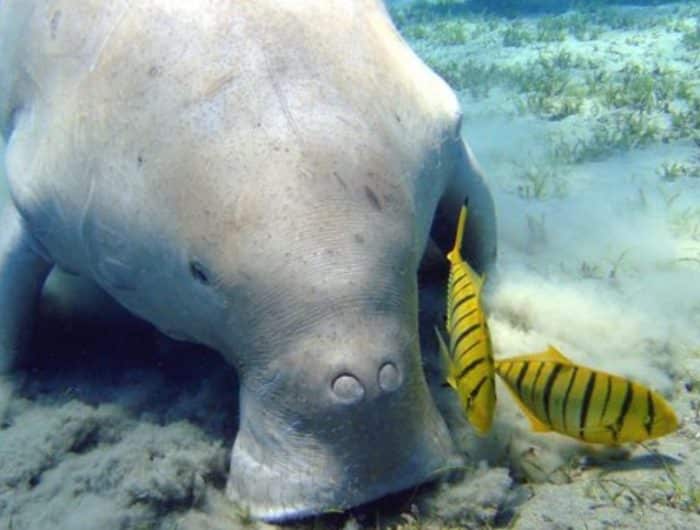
[0,0,496,521]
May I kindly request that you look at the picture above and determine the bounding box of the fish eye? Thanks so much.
[189,260,210,285]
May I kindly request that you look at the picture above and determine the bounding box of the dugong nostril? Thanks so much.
[331,373,365,404]
[378,362,401,393]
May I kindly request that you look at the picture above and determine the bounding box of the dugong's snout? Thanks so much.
[225,316,459,521]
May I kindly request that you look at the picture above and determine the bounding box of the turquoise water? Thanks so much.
[387,2,700,528]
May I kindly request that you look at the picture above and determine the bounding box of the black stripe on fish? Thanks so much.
[453,324,481,354]
[516,362,530,395]
[456,339,482,363]
[561,367,578,432]
[543,364,564,425]
[447,282,476,303]
[450,276,473,295]
[614,381,634,441]
[530,362,545,406]
[468,375,489,407]
[450,308,478,335]
[451,272,469,291]
[579,372,596,439]
[450,294,476,321]
[500,361,513,379]
[600,376,612,425]
[457,357,485,381]
[644,389,655,435]
[451,278,473,296]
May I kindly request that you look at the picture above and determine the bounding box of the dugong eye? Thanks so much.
[189,260,210,285]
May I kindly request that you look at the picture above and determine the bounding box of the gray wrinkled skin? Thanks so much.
[0,0,496,521]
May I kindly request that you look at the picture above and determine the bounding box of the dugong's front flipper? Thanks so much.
[0,205,52,372]
[432,138,497,274]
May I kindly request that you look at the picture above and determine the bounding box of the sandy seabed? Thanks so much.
[2,1,700,529]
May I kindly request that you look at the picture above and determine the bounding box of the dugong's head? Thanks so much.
[158,135,463,520]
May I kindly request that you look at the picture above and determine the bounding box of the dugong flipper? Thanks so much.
[0,206,52,373]
[0,0,496,521]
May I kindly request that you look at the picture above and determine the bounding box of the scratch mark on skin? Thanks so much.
[182,71,239,108]
[364,185,382,211]
[260,49,303,147]
[80,173,97,251]
[90,0,131,72]
[202,72,238,101]
[79,172,137,291]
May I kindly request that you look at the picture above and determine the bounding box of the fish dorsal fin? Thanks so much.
[542,345,575,365]
[434,326,457,389]
[507,345,574,365]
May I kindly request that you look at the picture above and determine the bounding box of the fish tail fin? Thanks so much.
[446,198,468,265]
[434,325,457,389]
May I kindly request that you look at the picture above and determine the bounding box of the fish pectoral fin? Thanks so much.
[500,384,551,433]
[581,423,620,437]
[521,405,551,433]
[434,325,456,388]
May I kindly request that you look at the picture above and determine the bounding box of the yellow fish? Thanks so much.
[435,200,496,435]
[495,346,679,445]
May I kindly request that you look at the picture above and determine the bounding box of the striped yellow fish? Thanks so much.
[495,346,679,445]
[435,200,496,435]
